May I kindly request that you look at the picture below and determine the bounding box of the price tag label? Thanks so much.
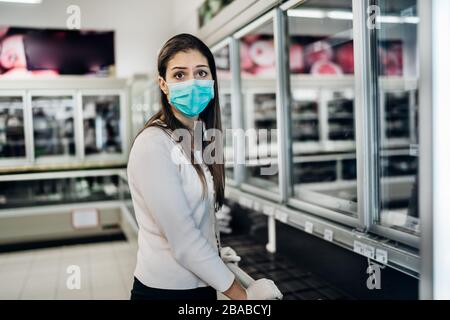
[324,229,333,242]
[353,240,375,259]
[375,249,388,265]
[353,241,364,255]
[305,222,314,234]
[363,245,375,259]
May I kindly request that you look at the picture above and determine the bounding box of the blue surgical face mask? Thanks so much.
[166,79,215,118]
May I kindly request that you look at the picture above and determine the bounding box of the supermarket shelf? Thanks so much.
[225,185,420,278]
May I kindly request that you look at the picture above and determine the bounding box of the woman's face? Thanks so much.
[159,49,213,101]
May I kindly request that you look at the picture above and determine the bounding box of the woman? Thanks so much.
[127,33,282,300]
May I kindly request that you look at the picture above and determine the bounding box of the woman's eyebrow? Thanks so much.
[171,65,210,70]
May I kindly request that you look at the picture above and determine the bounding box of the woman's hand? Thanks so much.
[222,278,283,300]
[220,246,241,264]
[245,279,283,300]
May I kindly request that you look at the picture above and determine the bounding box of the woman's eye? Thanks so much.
[198,70,208,77]
[174,72,184,80]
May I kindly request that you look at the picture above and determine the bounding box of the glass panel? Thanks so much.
[375,0,420,235]
[326,90,355,141]
[0,96,26,158]
[0,174,120,209]
[130,79,152,137]
[83,95,122,155]
[213,44,234,180]
[287,0,357,215]
[291,90,320,143]
[240,19,279,194]
[31,96,75,158]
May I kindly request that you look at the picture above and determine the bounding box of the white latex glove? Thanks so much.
[245,279,283,300]
[220,246,241,264]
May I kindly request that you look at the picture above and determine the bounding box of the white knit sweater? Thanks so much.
[126,121,235,292]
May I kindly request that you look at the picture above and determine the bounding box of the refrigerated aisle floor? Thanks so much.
[0,240,137,300]
[0,236,350,300]
[221,235,351,300]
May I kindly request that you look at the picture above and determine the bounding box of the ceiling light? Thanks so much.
[288,9,326,19]
[326,11,353,20]
[0,0,42,4]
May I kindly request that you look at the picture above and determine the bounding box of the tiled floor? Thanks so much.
[0,240,137,300]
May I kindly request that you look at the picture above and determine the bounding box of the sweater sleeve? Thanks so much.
[127,130,235,292]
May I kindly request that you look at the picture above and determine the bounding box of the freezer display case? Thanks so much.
[130,76,154,139]
[380,88,417,148]
[326,90,355,142]
[82,94,122,156]
[0,171,121,210]
[237,16,280,197]
[374,0,420,237]
[201,0,433,277]
[221,91,234,180]
[0,79,129,171]
[0,169,128,245]
[212,41,234,181]
[31,94,76,158]
[291,89,320,143]
[286,0,358,217]
[384,91,411,140]
[0,95,26,159]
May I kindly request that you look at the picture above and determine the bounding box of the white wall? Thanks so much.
[0,0,176,77]
[171,0,204,35]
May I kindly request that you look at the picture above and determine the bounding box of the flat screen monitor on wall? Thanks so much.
[0,26,115,78]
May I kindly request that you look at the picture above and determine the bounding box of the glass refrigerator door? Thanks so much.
[82,94,122,156]
[0,95,26,160]
[212,43,234,181]
[31,95,76,159]
[287,0,358,217]
[0,173,120,209]
[291,89,320,147]
[238,16,280,196]
[374,0,420,238]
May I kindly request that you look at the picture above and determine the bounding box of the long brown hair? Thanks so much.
[133,33,225,212]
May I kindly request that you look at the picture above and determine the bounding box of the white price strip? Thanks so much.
[262,205,275,217]
[275,210,289,223]
[305,222,314,234]
[363,245,375,259]
[353,240,375,259]
[375,249,388,265]
[324,229,333,242]
[353,241,364,255]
